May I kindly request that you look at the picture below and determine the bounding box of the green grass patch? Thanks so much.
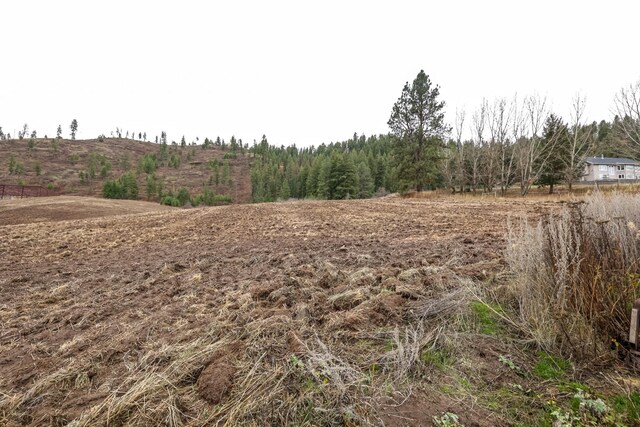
[420,348,452,370]
[533,352,571,380]
[612,391,640,424]
[470,300,503,335]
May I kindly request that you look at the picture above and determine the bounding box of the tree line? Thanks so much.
[249,72,640,199]
[249,134,397,202]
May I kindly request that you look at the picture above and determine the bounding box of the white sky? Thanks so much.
[2,0,639,146]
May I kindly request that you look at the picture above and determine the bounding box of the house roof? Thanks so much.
[585,157,639,165]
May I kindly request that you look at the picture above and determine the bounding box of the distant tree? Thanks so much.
[614,78,640,155]
[161,131,167,144]
[70,119,78,140]
[388,70,450,192]
[564,95,593,191]
[222,159,231,185]
[230,135,239,153]
[181,135,186,147]
[87,153,99,179]
[103,172,138,199]
[538,113,569,194]
[146,174,159,200]
[19,124,28,139]
[155,135,158,144]
[176,187,191,205]
[143,132,147,141]
[279,180,291,200]
[328,153,358,199]
[356,161,374,198]
[0,126,4,140]
[31,130,37,139]
[139,154,157,174]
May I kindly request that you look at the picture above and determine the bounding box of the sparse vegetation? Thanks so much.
[3,192,640,425]
[503,192,640,362]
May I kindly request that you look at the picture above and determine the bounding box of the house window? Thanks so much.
[601,174,608,180]
[617,165,625,171]
[619,174,625,179]
[599,165,608,171]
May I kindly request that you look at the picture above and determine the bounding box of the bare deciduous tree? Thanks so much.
[454,107,466,192]
[564,94,593,191]
[469,100,487,193]
[486,98,511,194]
[516,94,554,196]
[613,79,640,153]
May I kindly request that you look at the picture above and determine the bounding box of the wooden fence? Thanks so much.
[0,184,61,199]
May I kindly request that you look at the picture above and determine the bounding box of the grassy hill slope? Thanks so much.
[0,137,252,204]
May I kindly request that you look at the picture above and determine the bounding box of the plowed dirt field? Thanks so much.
[0,196,558,426]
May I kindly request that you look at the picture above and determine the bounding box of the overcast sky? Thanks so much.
[2,0,639,146]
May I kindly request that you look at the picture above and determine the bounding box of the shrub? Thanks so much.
[169,154,180,169]
[176,187,190,206]
[8,155,25,175]
[139,154,157,174]
[504,192,640,362]
[198,187,232,206]
[160,195,181,207]
[102,172,138,199]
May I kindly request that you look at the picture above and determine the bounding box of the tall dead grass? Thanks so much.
[505,192,640,362]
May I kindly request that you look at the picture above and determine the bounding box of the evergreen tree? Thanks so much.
[538,113,569,194]
[70,119,78,140]
[388,70,450,192]
[328,153,358,199]
[279,180,291,200]
[56,125,62,139]
[357,162,374,198]
[316,159,330,199]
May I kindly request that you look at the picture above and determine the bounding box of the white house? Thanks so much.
[582,156,640,181]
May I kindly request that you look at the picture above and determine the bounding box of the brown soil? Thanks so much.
[0,196,561,426]
[0,196,174,225]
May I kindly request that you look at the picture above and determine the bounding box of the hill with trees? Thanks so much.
[2,75,639,204]
[0,135,251,205]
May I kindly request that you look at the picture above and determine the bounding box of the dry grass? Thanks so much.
[503,192,640,362]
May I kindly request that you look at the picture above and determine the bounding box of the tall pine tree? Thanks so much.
[388,70,450,192]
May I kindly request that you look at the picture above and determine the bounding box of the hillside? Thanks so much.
[0,137,252,204]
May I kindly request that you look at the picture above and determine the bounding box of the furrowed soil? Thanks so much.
[0,196,560,426]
